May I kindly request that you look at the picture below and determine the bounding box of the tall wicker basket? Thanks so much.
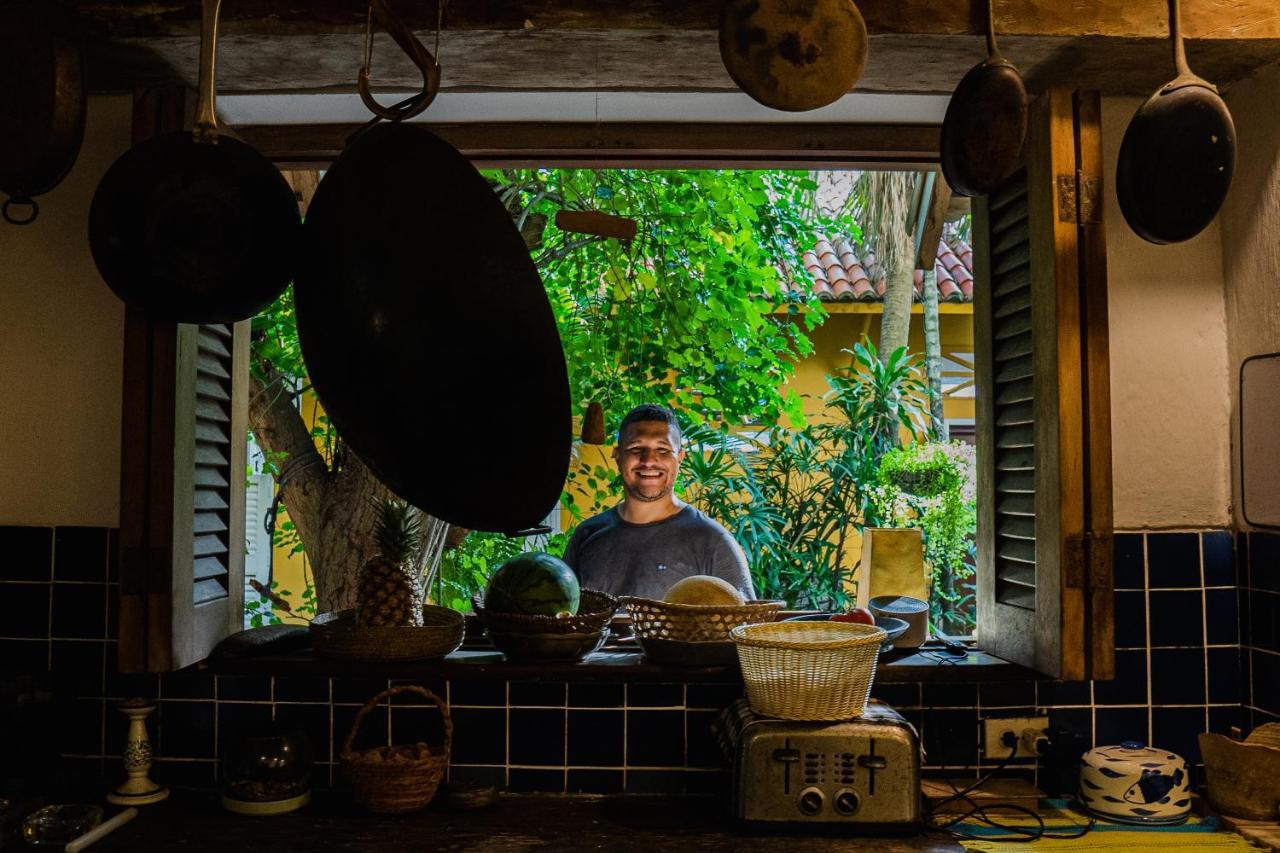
[341,685,451,813]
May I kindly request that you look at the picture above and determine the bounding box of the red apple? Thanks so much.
[831,607,875,625]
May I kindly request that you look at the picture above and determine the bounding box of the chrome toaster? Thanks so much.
[715,699,921,829]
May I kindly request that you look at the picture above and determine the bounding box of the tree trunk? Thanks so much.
[921,268,949,441]
[859,171,916,356]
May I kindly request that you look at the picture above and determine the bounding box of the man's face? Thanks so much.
[612,420,683,503]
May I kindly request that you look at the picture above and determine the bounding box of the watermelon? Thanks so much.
[485,552,580,616]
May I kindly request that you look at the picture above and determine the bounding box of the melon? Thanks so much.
[663,575,745,606]
[485,552,580,616]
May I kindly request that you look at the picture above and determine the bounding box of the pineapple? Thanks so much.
[355,499,425,627]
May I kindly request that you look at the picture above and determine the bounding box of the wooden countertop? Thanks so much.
[85,794,964,852]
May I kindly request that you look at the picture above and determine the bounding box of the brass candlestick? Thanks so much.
[106,698,169,806]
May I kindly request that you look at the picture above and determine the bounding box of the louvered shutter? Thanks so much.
[193,324,235,606]
[973,89,1114,680]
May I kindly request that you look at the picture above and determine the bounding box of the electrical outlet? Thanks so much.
[982,716,1050,759]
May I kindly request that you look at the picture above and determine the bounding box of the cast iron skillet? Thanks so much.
[87,0,299,322]
[719,0,867,112]
[294,2,571,534]
[1116,0,1235,245]
[0,0,86,226]
[939,0,1027,197]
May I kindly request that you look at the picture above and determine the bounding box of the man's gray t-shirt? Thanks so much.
[562,505,755,600]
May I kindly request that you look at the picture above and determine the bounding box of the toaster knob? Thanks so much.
[834,789,861,816]
[797,787,825,816]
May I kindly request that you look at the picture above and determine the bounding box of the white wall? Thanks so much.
[0,95,131,526]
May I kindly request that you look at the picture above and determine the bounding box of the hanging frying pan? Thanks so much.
[294,0,571,534]
[87,0,299,322]
[939,0,1026,197]
[719,0,868,112]
[1116,0,1234,245]
[0,0,86,226]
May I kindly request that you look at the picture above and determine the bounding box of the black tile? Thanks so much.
[626,710,685,767]
[1093,649,1148,706]
[626,769,684,794]
[686,710,722,769]
[159,700,215,759]
[447,765,505,788]
[1202,531,1235,587]
[107,528,119,583]
[1205,588,1239,646]
[391,705,447,751]
[1113,533,1145,590]
[686,683,743,710]
[1238,532,1251,589]
[922,682,977,709]
[509,709,564,766]
[507,768,563,792]
[0,526,53,581]
[331,676,390,704]
[567,709,624,767]
[1252,650,1280,715]
[0,638,48,673]
[449,708,505,765]
[106,584,118,641]
[1248,590,1280,652]
[0,582,50,638]
[979,681,1036,709]
[448,679,505,707]
[628,682,683,707]
[1047,707,1092,748]
[334,702,387,754]
[1113,590,1147,648]
[871,682,921,708]
[509,680,565,707]
[1036,680,1090,707]
[59,697,105,755]
[922,709,978,766]
[273,675,330,703]
[389,678,447,706]
[216,702,274,760]
[1148,590,1203,648]
[103,649,157,701]
[1250,532,1280,593]
[159,669,214,699]
[1207,647,1242,705]
[1208,705,1247,737]
[1150,648,1206,705]
[54,527,109,582]
[153,758,216,790]
[685,769,730,796]
[216,675,271,701]
[1094,707,1148,747]
[1147,533,1202,588]
[273,702,331,764]
[568,681,624,708]
[51,639,105,698]
[50,583,106,640]
[1152,706,1206,764]
[567,768,623,793]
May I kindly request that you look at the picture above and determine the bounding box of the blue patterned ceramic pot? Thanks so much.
[1079,741,1191,825]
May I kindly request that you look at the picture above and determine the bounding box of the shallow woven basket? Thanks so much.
[341,685,450,813]
[472,588,618,635]
[730,621,886,721]
[310,604,464,662]
[620,596,785,643]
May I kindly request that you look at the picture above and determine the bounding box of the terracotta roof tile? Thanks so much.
[794,233,976,304]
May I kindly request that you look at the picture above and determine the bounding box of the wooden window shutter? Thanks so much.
[973,88,1114,680]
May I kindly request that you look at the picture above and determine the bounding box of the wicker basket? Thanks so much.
[730,621,886,721]
[620,596,785,643]
[310,604,464,662]
[341,685,451,813]
[472,588,617,635]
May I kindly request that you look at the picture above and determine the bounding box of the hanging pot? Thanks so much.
[87,0,300,322]
[718,0,868,112]
[294,1,571,534]
[0,0,86,226]
[939,0,1027,197]
[1116,0,1235,245]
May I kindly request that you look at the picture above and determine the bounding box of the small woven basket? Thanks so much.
[472,588,618,635]
[620,596,785,642]
[341,685,450,813]
[730,621,886,721]
[311,604,464,662]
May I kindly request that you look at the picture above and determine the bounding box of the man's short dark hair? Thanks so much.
[618,404,682,446]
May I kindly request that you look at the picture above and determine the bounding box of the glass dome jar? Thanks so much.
[221,722,313,815]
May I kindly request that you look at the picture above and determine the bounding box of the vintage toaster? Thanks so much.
[715,699,921,828]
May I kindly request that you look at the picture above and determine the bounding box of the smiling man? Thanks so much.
[562,404,756,600]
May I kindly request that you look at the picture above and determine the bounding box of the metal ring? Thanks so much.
[2,196,38,225]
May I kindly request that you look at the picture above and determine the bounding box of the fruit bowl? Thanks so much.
[472,588,617,635]
[486,629,608,662]
[310,605,464,662]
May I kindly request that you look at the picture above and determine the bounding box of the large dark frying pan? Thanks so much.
[87,0,299,322]
[939,0,1026,197]
[0,0,86,226]
[719,0,867,112]
[1116,0,1234,245]
[295,2,571,534]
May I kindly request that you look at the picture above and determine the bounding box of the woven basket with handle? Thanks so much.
[341,685,451,813]
[620,596,785,642]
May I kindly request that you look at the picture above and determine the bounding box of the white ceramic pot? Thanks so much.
[1079,741,1191,825]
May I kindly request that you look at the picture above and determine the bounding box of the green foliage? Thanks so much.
[244,579,317,628]
[434,530,570,613]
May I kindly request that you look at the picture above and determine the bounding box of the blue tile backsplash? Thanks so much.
[0,524,1263,796]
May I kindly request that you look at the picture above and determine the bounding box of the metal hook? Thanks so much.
[2,195,38,226]
[357,0,441,123]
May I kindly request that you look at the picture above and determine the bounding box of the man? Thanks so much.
[562,404,756,600]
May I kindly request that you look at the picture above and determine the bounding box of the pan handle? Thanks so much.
[1163,0,1216,92]
[192,0,221,144]
[358,0,441,122]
